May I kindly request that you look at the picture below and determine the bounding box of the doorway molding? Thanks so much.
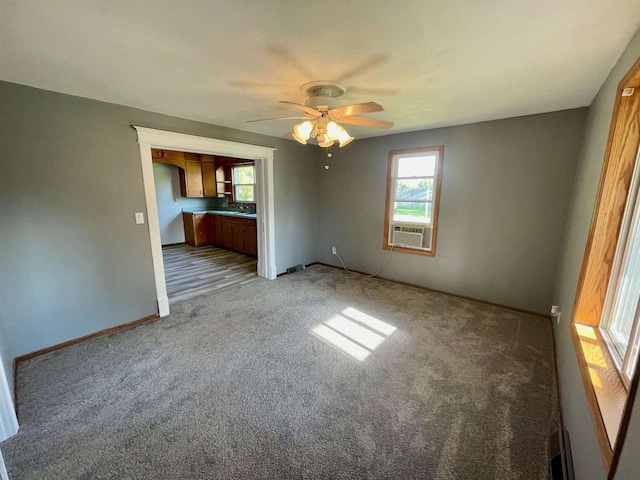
[133,126,277,317]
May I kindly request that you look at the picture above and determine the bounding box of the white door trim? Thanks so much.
[133,126,277,317]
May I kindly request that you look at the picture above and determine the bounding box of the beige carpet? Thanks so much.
[2,265,559,479]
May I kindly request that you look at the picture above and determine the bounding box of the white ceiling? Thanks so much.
[2,1,640,140]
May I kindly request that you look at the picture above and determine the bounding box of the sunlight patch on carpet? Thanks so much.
[311,307,397,361]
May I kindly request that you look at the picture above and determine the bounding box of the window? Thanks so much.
[384,146,443,256]
[232,165,255,202]
[601,155,640,387]
[570,58,640,474]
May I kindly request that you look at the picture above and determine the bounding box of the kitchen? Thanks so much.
[152,148,259,303]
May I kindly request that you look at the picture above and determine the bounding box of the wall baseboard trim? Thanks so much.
[14,313,161,365]
[314,262,550,320]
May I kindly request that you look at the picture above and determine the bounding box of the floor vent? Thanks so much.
[286,264,305,274]
[549,429,574,480]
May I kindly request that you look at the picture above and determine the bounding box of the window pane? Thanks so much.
[607,198,640,357]
[234,166,254,184]
[393,202,432,223]
[395,178,433,201]
[235,185,254,202]
[397,155,436,177]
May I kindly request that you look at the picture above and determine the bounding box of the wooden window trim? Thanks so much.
[383,146,444,257]
[571,55,640,478]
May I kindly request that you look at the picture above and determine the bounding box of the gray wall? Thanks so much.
[0,81,318,386]
[152,163,224,245]
[552,28,640,480]
[316,109,587,314]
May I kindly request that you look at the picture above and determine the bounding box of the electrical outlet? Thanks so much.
[135,212,145,225]
[551,305,561,325]
[331,246,337,255]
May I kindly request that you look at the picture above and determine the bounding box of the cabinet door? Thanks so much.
[183,213,196,247]
[231,222,244,252]
[193,215,209,246]
[214,218,223,246]
[183,161,204,197]
[242,220,257,256]
[206,214,216,244]
[201,162,217,197]
[222,220,233,249]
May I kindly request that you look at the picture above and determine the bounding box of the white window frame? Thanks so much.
[390,154,436,226]
[233,164,256,203]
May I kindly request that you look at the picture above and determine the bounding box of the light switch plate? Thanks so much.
[135,212,145,224]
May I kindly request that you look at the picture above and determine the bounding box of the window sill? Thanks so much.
[571,322,628,471]
[382,244,435,257]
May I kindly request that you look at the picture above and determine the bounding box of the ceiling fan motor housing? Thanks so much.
[300,81,346,111]
[305,95,339,110]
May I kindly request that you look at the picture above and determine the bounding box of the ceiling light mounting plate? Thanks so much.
[301,81,347,110]
[300,81,347,99]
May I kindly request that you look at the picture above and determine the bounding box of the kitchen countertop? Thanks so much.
[182,208,257,219]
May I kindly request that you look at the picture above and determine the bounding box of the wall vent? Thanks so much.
[549,429,574,480]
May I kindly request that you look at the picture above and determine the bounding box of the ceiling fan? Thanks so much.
[247,81,394,152]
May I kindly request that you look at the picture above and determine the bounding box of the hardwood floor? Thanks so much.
[163,244,258,304]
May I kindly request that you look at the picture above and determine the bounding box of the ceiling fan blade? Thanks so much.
[329,102,384,117]
[247,116,309,123]
[283,131,294,139]
[339,116,394,129]
[279,101,322,117]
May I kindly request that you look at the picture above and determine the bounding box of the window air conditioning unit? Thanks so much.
[389,224,432,250]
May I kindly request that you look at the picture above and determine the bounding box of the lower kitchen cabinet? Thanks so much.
[242,220,257,256]
[207,214,257,257]
[222,219,233,249]
[183,213,209,247]
[213,216,224,246]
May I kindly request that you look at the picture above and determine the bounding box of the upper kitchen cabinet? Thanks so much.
[151,149,185,169]
[156,151,215,198]
[180,160,205,197]
[201,161,217,197]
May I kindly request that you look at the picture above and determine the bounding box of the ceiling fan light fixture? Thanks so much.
[338,128,354,147]
[317,133,334,148]
[292,120,313,144]
[326,121,343,141]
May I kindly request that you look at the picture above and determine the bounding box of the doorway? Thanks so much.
[134,126,277,316]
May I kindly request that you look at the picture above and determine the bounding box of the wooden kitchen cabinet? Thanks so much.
[207,214,257,257]
[222,219,233,249]
[207,214,216,244]
[231,221,244,252]
[151,149,185,169]
[212,215,224,246]
[180,161,204,197]
[242,220,257,256]
[183,213,209,247]
[201,161,217,197]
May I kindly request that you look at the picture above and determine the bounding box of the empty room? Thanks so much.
[1,1,640,479]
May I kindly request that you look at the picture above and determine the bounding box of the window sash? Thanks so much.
[232,165,255,202]
[390,157,438,225]
[234,184,254,202]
